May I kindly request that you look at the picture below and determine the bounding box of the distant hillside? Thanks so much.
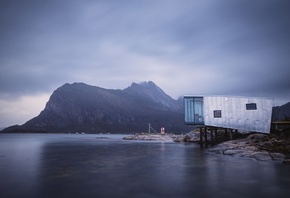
[272,101,290,121]
[1,81,188,133]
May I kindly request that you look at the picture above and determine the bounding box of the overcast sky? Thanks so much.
[1,0,290,127]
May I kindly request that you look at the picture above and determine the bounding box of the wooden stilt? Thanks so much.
[210,127,214,146]
[199,127,203,148]
[204,127,208,147]
[229,129,233,140]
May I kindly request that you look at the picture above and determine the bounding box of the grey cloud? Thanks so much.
[0,0,290,104]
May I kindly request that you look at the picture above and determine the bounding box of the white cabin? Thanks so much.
[184,96,273,134]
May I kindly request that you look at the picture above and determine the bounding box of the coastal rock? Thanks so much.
[247,133,269,141]
[173,134,191,142]
[270,153,286,161]
[223,149,244,155]
[173,131,212,143]
[123,134,174,141]
[207,133,287,162]
[249,151,272,161]
[283,159,290,165]
[124,131,289,163]
[186,131,202,142]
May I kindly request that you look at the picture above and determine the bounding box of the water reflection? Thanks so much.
[0,134,42,198]
[183,148,290,198]
[38,138,189,198]
[0,134,290,198]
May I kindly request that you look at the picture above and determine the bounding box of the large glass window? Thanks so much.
[184,97,204,125]
[184,97,194,123]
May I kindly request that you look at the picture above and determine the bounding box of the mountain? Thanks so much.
[1,81,188,133]
[272,101,290,121]
[123,81,181,111]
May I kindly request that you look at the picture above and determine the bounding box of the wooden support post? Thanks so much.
[234,129,238,137]
[204,127,208,147]
[229,129,233,140]
[225,128,228,137]
[210,127,214,146]
[234,129,238,138]
[199,127,203,148]
[214,127,217,137]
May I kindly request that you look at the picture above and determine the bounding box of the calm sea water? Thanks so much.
[0,134,290,198]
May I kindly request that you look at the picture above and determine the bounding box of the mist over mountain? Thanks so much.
[1,81,188,133]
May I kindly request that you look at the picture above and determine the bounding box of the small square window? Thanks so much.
[246,103,257,110]
[213,110,222,118]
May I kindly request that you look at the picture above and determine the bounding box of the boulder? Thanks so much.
[270,153,286,161]
[283,159,290,165]
[223,149,244,156]
[247,133,269,141]
[249,151,272,161]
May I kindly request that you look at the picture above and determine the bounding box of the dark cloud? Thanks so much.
[0,0,290,102]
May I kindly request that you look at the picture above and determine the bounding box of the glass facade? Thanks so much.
[184,97,204,125]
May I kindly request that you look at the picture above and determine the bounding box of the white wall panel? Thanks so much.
[203,96,273,133]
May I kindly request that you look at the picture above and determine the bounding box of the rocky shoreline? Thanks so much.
[207,133,289,163]
[123,132,290,164]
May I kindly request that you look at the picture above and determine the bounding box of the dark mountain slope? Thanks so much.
[2,82,187,133]
[123,81,182,111]
[272,101,290,121]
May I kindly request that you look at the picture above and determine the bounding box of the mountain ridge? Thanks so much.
[1,81,187,133]
[272,101,290,121]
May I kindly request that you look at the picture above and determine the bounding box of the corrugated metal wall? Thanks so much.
[203,96,273,133]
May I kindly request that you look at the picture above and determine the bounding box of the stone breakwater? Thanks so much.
[123,134,176,141]
[123,132,203,142]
